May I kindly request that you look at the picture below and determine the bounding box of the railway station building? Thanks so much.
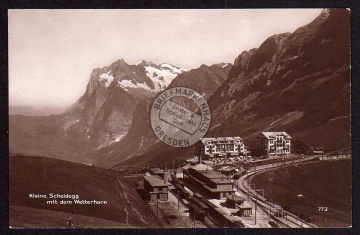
[148,168,165,179]
[182,164,235,199]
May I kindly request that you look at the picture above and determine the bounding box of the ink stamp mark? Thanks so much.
[150,87,211,147]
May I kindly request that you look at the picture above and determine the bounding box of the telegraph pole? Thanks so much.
[269,206,271,223]
[156,197,159,218]
[178,191,180,211]
[254,183,257,225]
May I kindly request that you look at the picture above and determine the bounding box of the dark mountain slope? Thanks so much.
[116,9,350,170]
[10,59,187,162]
[208,9,350,148]
[93,63,232,168]
[10,155,159,228]
[62,59,186,148]
[168,63,232,97]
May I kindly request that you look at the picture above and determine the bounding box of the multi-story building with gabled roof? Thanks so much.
[195,137,248,160]
[256,131,291,156]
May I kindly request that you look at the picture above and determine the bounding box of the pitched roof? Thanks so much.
[182,165,191,170]
[238,201,252,209]
[149,168,163,174]
[214,164,243,172]
[199,137,244,144]
[193,169,233,184]
[226,194,245,202]
[261,131,291,139]
[143,175,170,187]
[190,163,213,171]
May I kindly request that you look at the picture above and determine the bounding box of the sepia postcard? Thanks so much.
[8,9,351,229]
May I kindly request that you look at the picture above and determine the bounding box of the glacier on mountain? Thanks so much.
[99,71,114,87]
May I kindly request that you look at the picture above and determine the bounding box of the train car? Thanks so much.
[193,192,203,199]
[171,176,185,187]
[210,207,229,223]
[173,182,191,199]
[223,215,245,228]
[210,208,245,228]
[193,194,245,228]
[190,196,209,214]
[188,203,206,221]
[193,193,218,210]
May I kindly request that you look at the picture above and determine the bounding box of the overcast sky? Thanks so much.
[9,9,323,109]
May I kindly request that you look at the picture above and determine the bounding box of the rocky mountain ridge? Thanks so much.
[9,9,350,170]
[61,59,187,148]
[111,9,350,170]
[93,63,233,167]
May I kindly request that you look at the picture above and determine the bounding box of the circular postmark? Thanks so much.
[150,87,211,147]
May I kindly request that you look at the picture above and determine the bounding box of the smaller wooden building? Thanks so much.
[225,194,245,209]
[237,201,253,217]
[144,175,170,202]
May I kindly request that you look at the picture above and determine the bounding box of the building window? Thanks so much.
[159,194,167,201]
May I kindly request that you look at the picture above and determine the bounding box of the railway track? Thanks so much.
[111,169,130,226]
[236,156,319,228]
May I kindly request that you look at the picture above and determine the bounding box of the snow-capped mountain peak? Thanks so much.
[95,60,187,92]
[214,63,232,68]
[99,70,114,87]
[144,62,188,91]
[116,79,152,92]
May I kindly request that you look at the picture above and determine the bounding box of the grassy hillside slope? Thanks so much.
[252,159,351,227]
[9,155,158,228]
[10,205,132,228]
